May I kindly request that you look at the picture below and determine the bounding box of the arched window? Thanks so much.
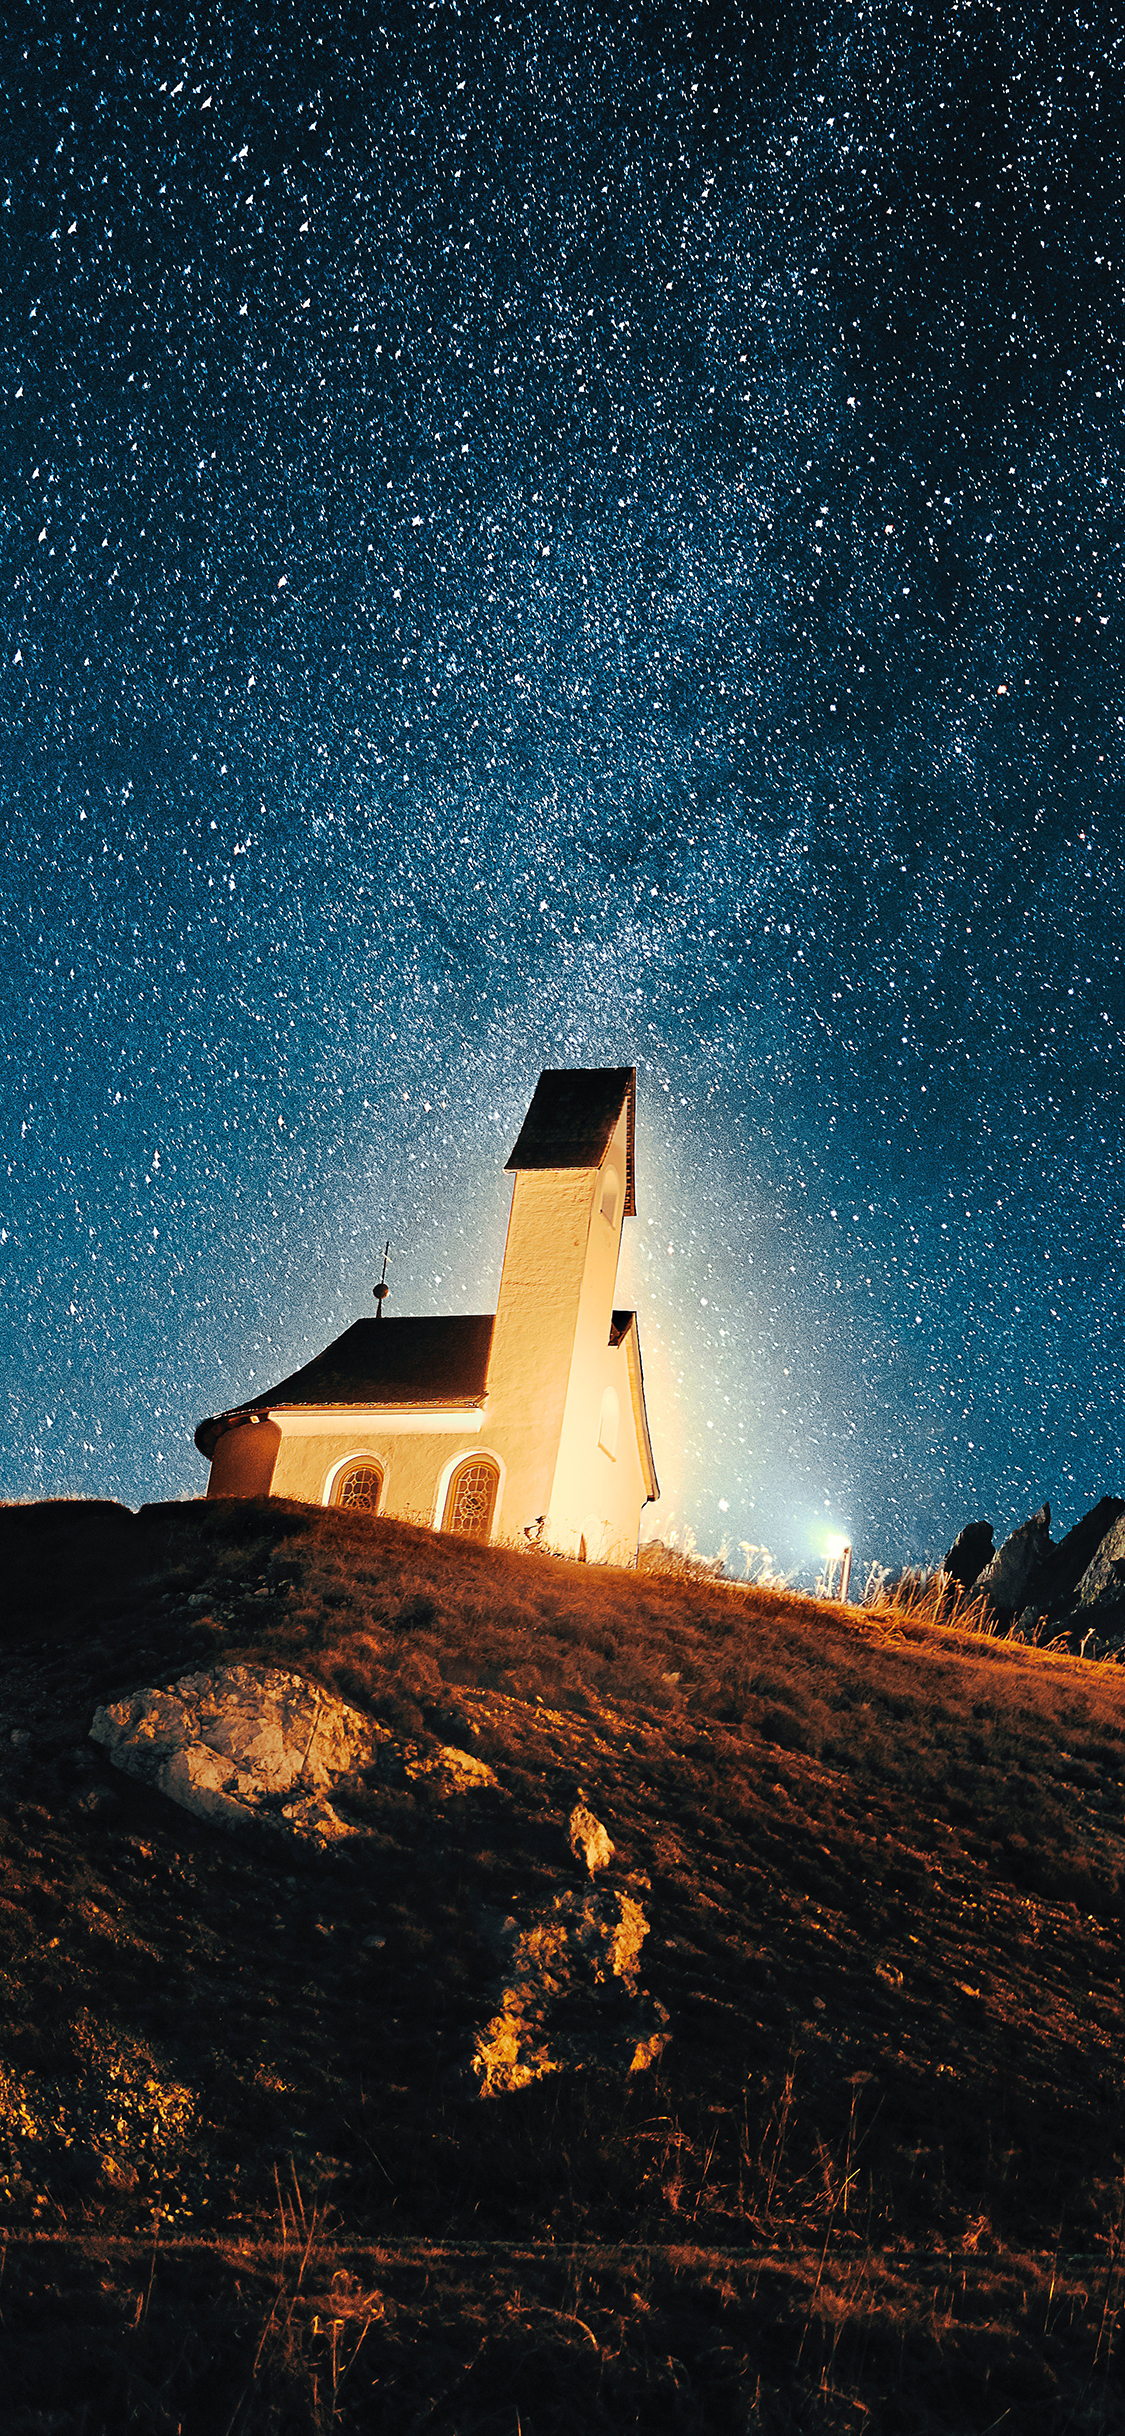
[600,1165,620,1225]
[332,1460,384,1515]
[598,1385,620,1460]
[443,1456,501,1542]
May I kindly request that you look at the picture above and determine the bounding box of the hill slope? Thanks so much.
[3,1496,1125,2431]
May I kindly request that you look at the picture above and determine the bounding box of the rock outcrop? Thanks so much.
[940,1520,994,1593]
[972,1503,1054,1620]
[1040,1498,1125,1617]
[91,1670,667,2096]
[471,1851,669,2098]
[90,1664,496,1845]
[1074,1511,1125,1613]
[935,1498,1125,1647]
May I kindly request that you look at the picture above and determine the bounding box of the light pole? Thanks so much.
[825,1534,853,1604]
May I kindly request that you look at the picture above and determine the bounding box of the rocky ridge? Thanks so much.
[939,1491,1125,1649]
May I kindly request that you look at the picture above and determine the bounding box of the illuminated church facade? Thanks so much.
[195,1066,659,1567]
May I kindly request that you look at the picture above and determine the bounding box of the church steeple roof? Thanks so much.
[504,1067,636,1215]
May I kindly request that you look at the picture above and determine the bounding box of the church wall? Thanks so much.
[546,1100,643,1560]
[552,1337,650,1563]
[267,1421,487,1524]
[205,1389,646,1559]
[207,1417,281,1500]
[483,1165,597,1543]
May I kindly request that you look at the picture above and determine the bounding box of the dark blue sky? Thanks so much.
[2,0,1123,1580]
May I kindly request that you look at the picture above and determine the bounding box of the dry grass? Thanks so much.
[5,2225,1125,2433]
[4,1494,1125,2428]
[204,1502,1125,1921]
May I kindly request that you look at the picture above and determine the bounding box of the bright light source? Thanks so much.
[825,1533,848,1559]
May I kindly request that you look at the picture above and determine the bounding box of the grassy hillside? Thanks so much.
[3,1495,1125,2431]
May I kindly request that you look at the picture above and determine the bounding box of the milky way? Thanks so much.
[2,1,1123,1580]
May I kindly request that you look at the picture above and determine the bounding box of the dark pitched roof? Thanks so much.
[258,1313,495,1406]
[505,1067,636,1214]
[195,1314,495,1452]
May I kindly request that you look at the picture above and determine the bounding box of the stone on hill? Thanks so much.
[465,1795,669,2096]
[972,1502,1054,1619]
[569,1797,615,1875]
[1074,1512,1125,1612]
[471,1875,669,2097]
[407,1744,501,1796]
[940,1520,995,1592]
[90,1663,496,1844]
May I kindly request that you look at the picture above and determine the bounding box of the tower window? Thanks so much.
[332,1460,384,1514]
[443,1456,501,1542]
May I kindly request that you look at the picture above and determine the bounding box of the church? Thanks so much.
[194,1066,659,1567]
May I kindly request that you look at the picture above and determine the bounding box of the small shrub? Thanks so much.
[396,1591,440,1631]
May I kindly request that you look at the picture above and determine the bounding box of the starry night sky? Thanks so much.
[2,0,1124,1581]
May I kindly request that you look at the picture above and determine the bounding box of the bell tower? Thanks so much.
[484,1068,637,1544]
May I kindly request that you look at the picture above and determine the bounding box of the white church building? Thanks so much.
[194,1066,659,1566]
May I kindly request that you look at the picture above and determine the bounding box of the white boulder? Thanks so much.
[90,1664,495,1844]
